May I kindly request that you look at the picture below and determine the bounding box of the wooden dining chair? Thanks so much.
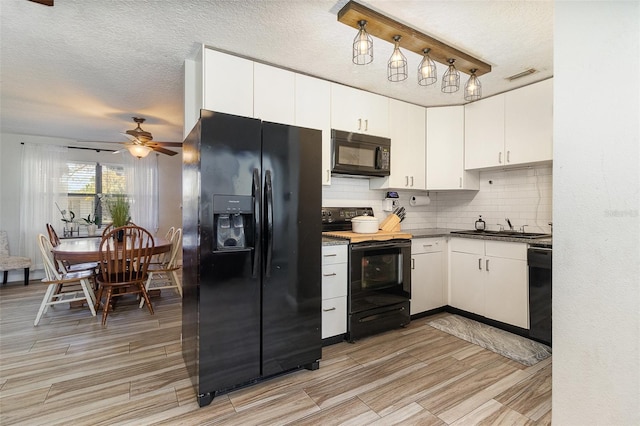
[139,228,182,308]
[35,234,96,326]
[46,223,61,247]
[95,225,155,326]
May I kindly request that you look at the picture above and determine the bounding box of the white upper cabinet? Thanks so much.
[370,99,425,190]
[295,74,332,186]
[330,83,389,137]
[505,79,553,165]
[426,106,479,190]
[203,48,254,119]
[254,63,295,126]
[465,79,553,170]
[464,94,505,170]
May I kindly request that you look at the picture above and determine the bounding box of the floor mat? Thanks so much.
[428,314,552,366]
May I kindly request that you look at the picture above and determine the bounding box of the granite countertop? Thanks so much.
[322,228,552,247]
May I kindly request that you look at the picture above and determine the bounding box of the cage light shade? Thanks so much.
[352,20,373,65]
[387,36,407,82]
[127,144,152,158]
[418,49,437,86]
[442,59,460,93]
[464,69,482,101]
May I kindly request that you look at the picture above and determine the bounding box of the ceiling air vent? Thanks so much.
[506,68,537,81]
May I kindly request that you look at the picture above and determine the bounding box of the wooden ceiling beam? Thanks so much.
[338,0,491,76]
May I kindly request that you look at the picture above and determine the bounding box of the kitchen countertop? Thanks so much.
[322,228,552,247]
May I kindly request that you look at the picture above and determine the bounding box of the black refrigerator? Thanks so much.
[181,110,322,407]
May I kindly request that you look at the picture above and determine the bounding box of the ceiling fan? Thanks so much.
[118,117,181,158]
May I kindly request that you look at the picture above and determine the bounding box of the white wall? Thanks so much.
[323,164,552,233]
[554,2,639,424]
[0,133,183,282]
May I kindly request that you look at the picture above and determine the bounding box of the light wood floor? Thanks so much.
[0,281,551,425]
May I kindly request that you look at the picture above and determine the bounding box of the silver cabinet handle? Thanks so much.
[410,176,414,187]
[323,273,337,277]
[411,258,415,269]
[405,176,409,186]
[499,152,502,164]
[507,150,510,163]
[486,259,490,271]
[365,119,368,131]
[326,169,330,183]
[323,307,336,312]
[358,118,362,130]
[478,258,482,270]
[459,177,462,188]
[323,253,337,257]
[423,244,433,248]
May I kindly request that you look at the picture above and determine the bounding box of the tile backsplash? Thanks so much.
[322,164,552,234]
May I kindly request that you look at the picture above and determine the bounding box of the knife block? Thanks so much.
[379,214,401,232]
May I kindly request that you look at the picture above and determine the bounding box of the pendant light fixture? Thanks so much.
[441,59,460,93]
[352,20,373,65]
[418,48,437,86]
[387,35,407,82]
[464,68,482,101]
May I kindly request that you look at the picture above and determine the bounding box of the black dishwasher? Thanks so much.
[528,246,552,345]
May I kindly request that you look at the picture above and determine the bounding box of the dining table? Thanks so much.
[52,236,172,265]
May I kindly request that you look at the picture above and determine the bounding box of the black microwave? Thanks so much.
[331,129,391,177]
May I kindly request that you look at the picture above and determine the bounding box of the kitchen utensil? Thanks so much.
[351,215,379,233]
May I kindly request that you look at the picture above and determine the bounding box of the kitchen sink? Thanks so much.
[450,230,551,239]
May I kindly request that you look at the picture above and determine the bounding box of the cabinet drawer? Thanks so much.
[322,296,347,339]
[449,237,484,255]
[322,263,348,299]
[322,245,348,265]
[412,237,444,254]
[485,240,527,260]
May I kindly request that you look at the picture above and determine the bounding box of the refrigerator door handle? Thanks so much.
[264,170,274,277]
[252,168,261,278]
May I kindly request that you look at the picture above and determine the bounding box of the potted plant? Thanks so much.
[83,214,99,236]
[108,195,130,240]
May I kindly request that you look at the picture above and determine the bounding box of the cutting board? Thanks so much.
[322,230,412,243]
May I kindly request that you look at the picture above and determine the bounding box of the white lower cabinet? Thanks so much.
[321,245,348,338]
[410,238,445,315]
[449,238,529,329]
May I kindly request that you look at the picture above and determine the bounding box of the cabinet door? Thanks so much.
[371,99,424,189]
[203,49,254,118]
[464,94,505,169]
[295,74,332,185]
[359,90,389,137]
[505,79,553,165]
[254,63,295,125]
[426,106,479,190]
[411,251,445,315]
[322,263,348,299]
[484,256,528,328]
[330,83,389,137]
[449,251,484,315]
[322,297,347,338]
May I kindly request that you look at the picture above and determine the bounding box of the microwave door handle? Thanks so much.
[375,146,382,170]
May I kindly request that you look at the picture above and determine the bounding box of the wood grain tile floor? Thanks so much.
[0,281,551,425]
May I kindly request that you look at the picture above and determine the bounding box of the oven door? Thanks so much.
[349,240,411,314]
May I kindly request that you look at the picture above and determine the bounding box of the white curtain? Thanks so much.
[125,152,159,235]
[19,144,68,270]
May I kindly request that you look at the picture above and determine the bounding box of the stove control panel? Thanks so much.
[322,207,374,231]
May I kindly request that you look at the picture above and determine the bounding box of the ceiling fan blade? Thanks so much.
[28,0,53,5]
[150,146,178,156]
[150,141,183,147]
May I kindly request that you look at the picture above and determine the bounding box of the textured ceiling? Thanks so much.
[0,0,553,147]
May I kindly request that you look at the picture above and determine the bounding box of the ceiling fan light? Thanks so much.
[353,20,373,65]
[418,49,437,86]
[464,69,482,101]
[442,59,460,93]
[387,35,407,82]
[126,144,152,159]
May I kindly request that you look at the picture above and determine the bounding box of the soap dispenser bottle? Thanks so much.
[475,215,486,231]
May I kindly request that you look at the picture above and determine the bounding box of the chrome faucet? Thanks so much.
[505,218,514,231]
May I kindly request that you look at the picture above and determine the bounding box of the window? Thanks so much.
[62,161,126,226]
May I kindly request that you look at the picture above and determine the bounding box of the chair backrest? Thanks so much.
[37,234,63,281]
[98,225,155,284]
[165,226,176,242]
[46,224,61,247]
[165,228,182,268]
[0,230,9,257]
